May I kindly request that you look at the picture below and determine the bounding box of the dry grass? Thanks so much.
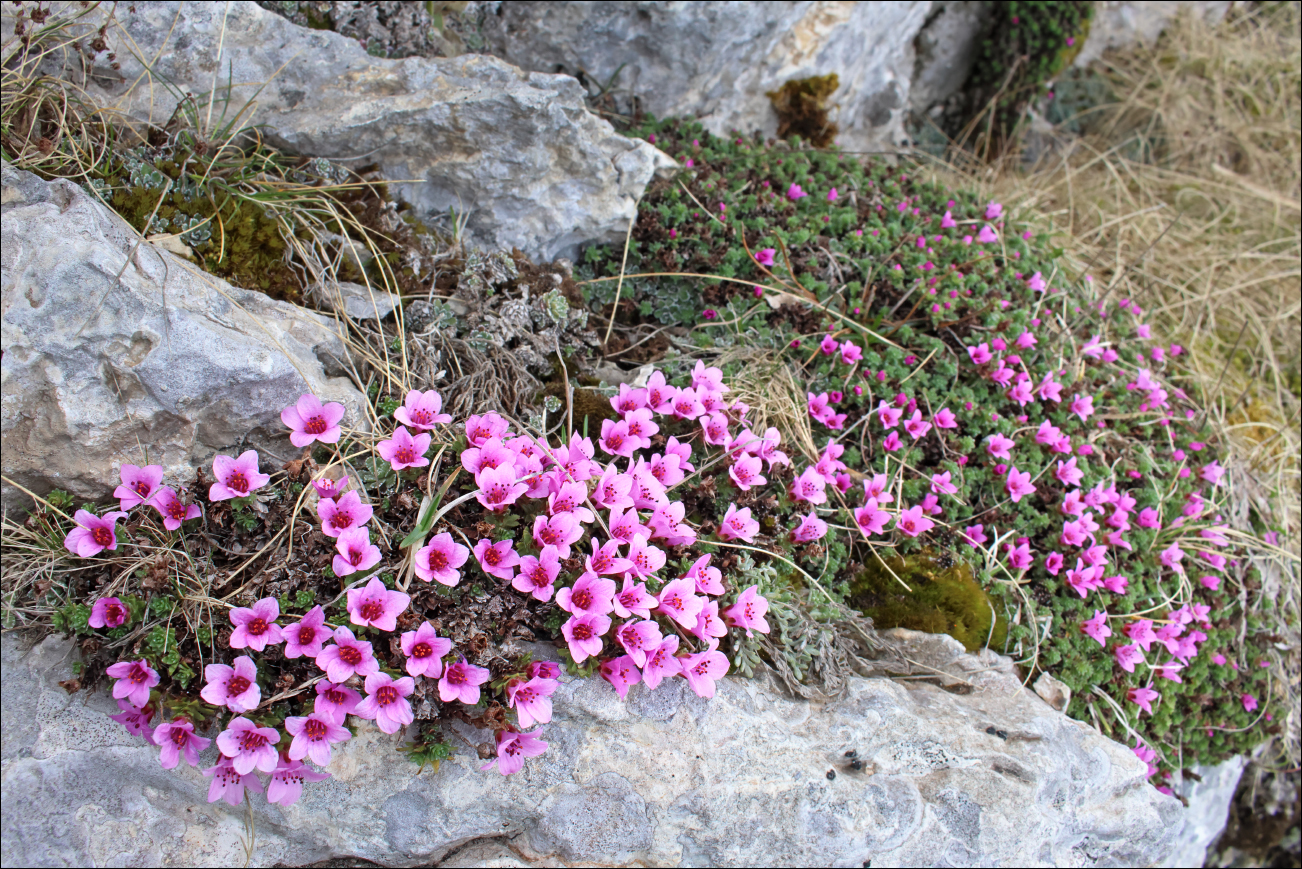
[923,4,1300,771]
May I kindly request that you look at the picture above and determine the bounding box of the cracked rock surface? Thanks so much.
[1,630,1185,867]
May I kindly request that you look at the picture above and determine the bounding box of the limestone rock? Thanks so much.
[482,1,933,152]
[1,163,365,512]
[1073,1,1231,68]
[1,629,1188,867]
[1163,755,1247,868]
[1033,671,1072,712]
[65,1,673,261]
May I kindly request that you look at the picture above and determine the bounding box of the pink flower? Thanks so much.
[1200,461,1225,486]
[598,417,636,457]
[1007,378,1034,406]
[199,655,260,712]
[1242,693,1258,712]
[642,635,683,689]
[318,490,374,538]
[841,341,863,364]
[282,606,328,659]
[562,612,611,663]
[962,524,989,547]
[311,475,347,500]
[613,620,663,668]
[439,657,491,704]
[976,224,998,243]
[791,512,828,543]
[229,597,283,651]
[787,182,808,200]
[1123,619,1158,652]
[108,699,155,744]
[346,576,410,632]
[217,716,280,775]
[209,450,269,501]
[1081,610,1112,646]
[203,756,264,806]
[461,437,514,476]
[64,509,128,558]
[394,388,451,430]
[558,572,618,616]
[941,210,957,229]
[985,201,1003,220]
[1128,686,1159,716]
[154,718,210,768]
[691,600,729,641]
[719,503,760,542]
[895,505,935,538]
[985,433,1014,459]
[1026,271,1046,293]
[827,187,839,201]
[267,758,330,807]
[728,453,766,490]
[415,532,470,586]
[648,501,696,546]
[1159,543,1185,573]
[819,334,840,355]
[354,672,416,734]
[284,710,351,766]
[681,644,730,698]
[508,676,560,728]
[930,471,958,496]
[316,626,380,683]
[626,534,667,580]
[1005,467,1036,502]
[377,425,432,472]
[333,526,383,577]
[614,577,657,619]
[790,467,828,505]
[473,537,522,581]
[1070,393,1094,421]
[314,681,361,720]
[601,655,643,699]
[1055,458,1084,488]
[755,247,777,267]
[482,728,549,775]
[653,577,703,628]
[514,545,563,601]
[281,393,345,447]
[933,407,958,429]
[855,498,891,534]
[152,486,201,530]
[903,410,932,439]
[399,621,452,679]
[1114,643,1144,673]
[1007,541,1033,570]
[114,464,164,510]
[465,412,510,446]
[89,596,128,629]
[724,585,770,637]
[592,464,635,511]
[1133,743,1159,777]
[1103,574,1129,594]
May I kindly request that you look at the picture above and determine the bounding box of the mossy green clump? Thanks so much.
[849,551,1006,652]
[767,74,840,148]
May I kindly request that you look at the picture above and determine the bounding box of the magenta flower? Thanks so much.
[64,509,128,558]
[318,489,374,538]
[1200,461,1225,486]
[332,525,383,577]
[507,675,560,728]
[151,486,201,530]
[1081,610,1112,647]
[729,453,766,491]
[400,621,452,679]
[282,393,346,448]
[681,644,730,699]
[533,512,583,558]
[465,412,510,446]
[789,467,828,506]
[642,635,682,689]
[415,532,470,586]
[692,600,729,641]
[723,585,770,637]
[626,534,667,580]
[903,411,932,440]
[562,612,611,663]
[394,388,452,431]
[1242,693,1258,713]
[895,505,935,538]
[791,512,828,544]
[89,596,128,629]
[209,450,269,501]
[155,718,210,769]
[514,545,563,601]
[267,757,330,807]
[787,182,808,201]
[601,655,643,699]
[557,572,618,617]
[474,537,522,581]
[439,657,491,704]
[985,201,1003,220]
[217,716,280,775]
[584,537,634,576]
[355,672,416,734]
[203,756,264,806]
[283,606,328,659]
[474,463,528,512]
[199,655,261,712]
[976,224,998,243]
[461,436,513,476]
[613,577,657,619]
[547,480,596,524]
[616,619,664,667]
[1114,643,1144,673]
[1159,544,1185,573]
[754,247,776,267]
[930,471,958,496]
[316,626,379,684]
[345,576,410,632]
[314,681,361,720]
[312,475,347,500]
[108,699,156,744]
[105,658,159,708]
[1128,686,1159,716]
[113,464,164,510]
[719,503,760,542]
[482,728,549,776]
[377,425,432,472]
[855,499,891,535]
[228,597,283,651]
[1005,467,1036,502]
[840,341,863,365]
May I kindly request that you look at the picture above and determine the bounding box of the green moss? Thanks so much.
[849,551,1006,652]
[766,74,840,148]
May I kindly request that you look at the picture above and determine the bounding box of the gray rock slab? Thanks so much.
[1,162,365,512]
[1,630,1189,867]
[53,1,672,261]
[1163,755,1247,868]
